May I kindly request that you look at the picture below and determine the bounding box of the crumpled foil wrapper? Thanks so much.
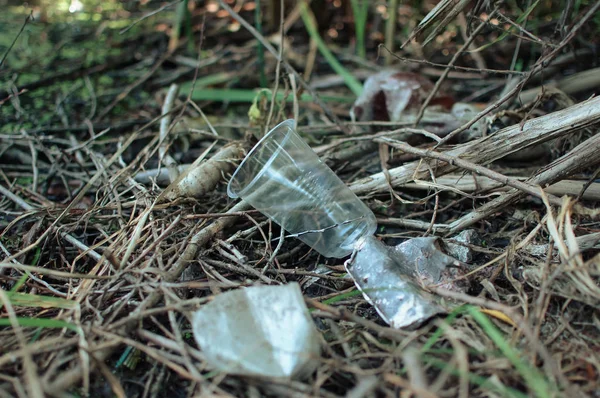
[192,283,321,379]
[346,236,468,329]
[444,229,481,263]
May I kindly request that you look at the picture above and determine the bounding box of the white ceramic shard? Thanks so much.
[192,283,320,378]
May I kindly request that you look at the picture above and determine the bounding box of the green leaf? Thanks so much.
[299,2,363,96]
[467,306,553,397]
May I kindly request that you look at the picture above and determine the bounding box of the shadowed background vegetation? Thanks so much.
[1,0,600,397]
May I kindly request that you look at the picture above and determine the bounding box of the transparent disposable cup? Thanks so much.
[228,119,377,258]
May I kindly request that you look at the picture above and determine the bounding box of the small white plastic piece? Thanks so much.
[192,283,321,379]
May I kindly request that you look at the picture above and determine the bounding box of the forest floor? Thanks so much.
[1,1,600,397]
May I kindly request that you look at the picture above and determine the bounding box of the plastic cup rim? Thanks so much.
[227,119,296,199]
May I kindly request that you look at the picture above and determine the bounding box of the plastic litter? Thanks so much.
[346,235,467,329]
[350,71,485,139]
[226,120,469,329]
[445,229,481,263]
[228,119,377,258]
[192,283,321,379]
[350,70,454,122]
[346,236,446,328]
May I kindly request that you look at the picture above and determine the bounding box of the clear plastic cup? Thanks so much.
[228,119,377,258]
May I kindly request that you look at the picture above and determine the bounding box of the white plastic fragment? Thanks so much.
[350,70,441,122]
[347,236,445,329]
[389,237,467,291]
[192,283,321,379]
[350,71,485,138]
[346,236,468,329]
[444,229,481,263]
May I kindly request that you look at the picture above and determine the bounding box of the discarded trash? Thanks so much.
[227,119,377,258]
[350,71,454,122]
[388,237,468,291]
[227,120,469,329]
[346,236,446,328]
[346,236,467,328]
[350,71,485,138]
[192,283,321,379]
[444,229,481,263]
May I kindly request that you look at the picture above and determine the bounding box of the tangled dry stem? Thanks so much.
[1,1,600,397]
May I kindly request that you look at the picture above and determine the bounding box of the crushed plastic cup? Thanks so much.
[228,119,377,258]
[347,236,452,329]
[192,283,321,379]
[226,120,469,330]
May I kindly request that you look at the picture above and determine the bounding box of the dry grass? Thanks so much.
[1,1,600,397]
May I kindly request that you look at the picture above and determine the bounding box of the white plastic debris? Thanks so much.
[350,71,485,138]
[226,120,472,330]
[350,70,444,122]
[227,120,376,258]
[444,229,481,263]
[346,236,467,329]
[390,237,468,291]
[192,283,321,379]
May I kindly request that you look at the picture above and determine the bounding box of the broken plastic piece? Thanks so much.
[192,283,321,379]
[346,236,467,329]
[351,71,454,122]
[227,119,377,258]
[445,229,480,263]
[350,72,487,138]
[389,237,468,292]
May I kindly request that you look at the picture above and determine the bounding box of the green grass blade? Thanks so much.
[322,288,363,305]
[422,354,530,398]
[10,273,29,293]
[471,0,540,52]
[168,0,188,51]
[467,306,552,397]
[0,317,81,334]
[192,72,239,88]
[421,304,469,352]
[384,0,398,65]
[179,86,354,104]
[0,248,41,312]
[5,292,78,310]
[350,0,369,59]
[299,2,363,96]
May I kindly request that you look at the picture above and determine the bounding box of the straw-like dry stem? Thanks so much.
[350,96,600,196]
[447,131,600,232]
